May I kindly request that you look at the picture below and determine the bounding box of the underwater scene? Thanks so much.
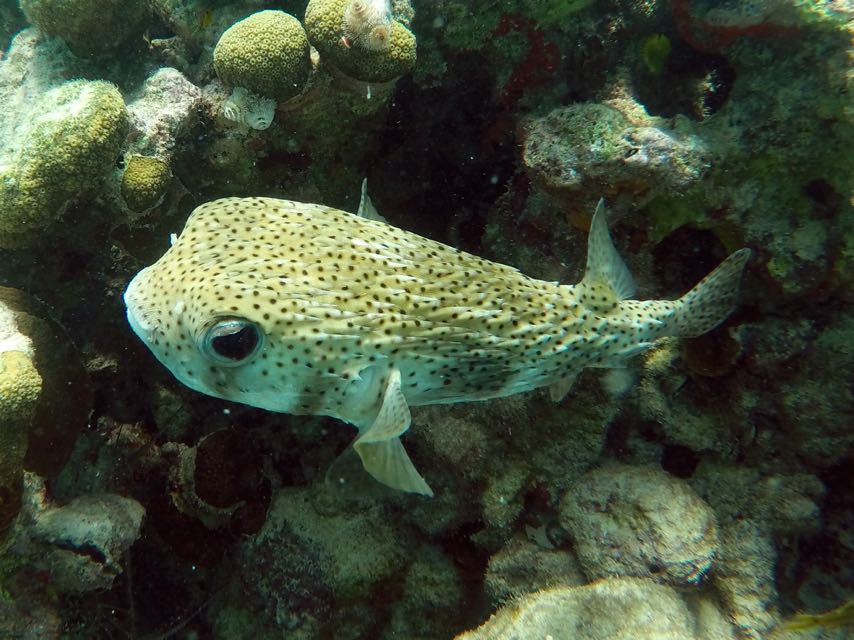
[0,0,852,638]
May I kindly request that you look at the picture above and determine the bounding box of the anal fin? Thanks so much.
[353,368,433,496]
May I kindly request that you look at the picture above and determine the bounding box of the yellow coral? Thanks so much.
[121,155,171,213]
[305,0,416,83]
[0,80,128,249]
[0,350,42,532]
[213,10,311,102]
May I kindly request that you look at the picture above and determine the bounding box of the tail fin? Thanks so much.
[671,248,751,338]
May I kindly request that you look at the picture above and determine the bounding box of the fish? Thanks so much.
[124,195,750,496]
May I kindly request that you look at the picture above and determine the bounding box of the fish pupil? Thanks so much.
[212,325,259,361]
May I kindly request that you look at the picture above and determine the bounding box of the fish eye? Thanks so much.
[201,318,263,365]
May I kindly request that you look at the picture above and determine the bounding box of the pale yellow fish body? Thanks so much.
[125,197,749,495]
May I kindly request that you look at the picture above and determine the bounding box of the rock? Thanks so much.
[522,101,708,218]
[559,464,718,586]
[456,577,707,640]
[484,534,585,605]
[18,474,144,593]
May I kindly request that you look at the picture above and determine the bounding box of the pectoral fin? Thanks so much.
[549,372,579,402]
[353,369,433,496]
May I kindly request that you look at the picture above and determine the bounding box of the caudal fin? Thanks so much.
[671,248,751,338]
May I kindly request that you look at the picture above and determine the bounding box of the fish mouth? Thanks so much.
[124,271,158,341]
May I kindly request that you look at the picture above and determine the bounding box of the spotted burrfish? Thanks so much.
[124,196,749,496]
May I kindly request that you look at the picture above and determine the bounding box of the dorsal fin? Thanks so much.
[356,179,387,223]
[581,199,635,301]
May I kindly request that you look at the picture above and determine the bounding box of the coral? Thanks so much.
[692,462,825,538]
[456,576,725,640]
[0,287,92,480]
[559,465,719,586]
[238,486,412,629]
[213,10,311,103]
[19,0,148,57]
[305,0,417,83]
[343,0,393,51]
[0,79,128,248]
[776,314,854,468]
[222,86,277,130]
[0,298,42,541]
[521,100,709,218]
[0,0,849,635]
[121,155,171,213]
[0,350,41,534]
[246,489,412,601]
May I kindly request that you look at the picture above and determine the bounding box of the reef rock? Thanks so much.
[559,464,718,586]
[456,576,721,640]
[522,101,708,218]
[15,474,144,593]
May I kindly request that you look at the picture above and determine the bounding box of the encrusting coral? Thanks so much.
[456,576,734,640]
[0,79,128,248]
[559,465,719,587]
[0,351,41,536]
[19,0,149,57]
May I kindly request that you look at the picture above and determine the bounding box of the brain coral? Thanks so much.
[305,0,417,83]
[121,155,171,213]
[19,0,148,57]
[0,80,128,249]
[213,10,311,103]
